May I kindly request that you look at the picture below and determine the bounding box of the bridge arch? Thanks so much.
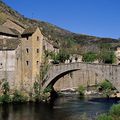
[41,63,120,92]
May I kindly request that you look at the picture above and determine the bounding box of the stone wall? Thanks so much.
[0,50,16,89]
[42,63,120,92]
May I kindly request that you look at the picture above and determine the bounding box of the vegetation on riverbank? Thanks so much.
[97,104,120,120]
[0,81,53,104]
[98,80,116,98]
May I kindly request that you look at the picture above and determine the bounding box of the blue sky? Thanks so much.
[3,0,120,39]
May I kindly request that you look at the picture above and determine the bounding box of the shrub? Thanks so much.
[12,90,28,103]
[98,51,115,64]
[99,80,113,91]
[110,104,120,117]
[2,81,10,95]
[77,85,85,96]
[97,114,113,120]
[99,80,114,98]
[43,85,52,94]
[0,94,11,104]
[34,81,40,95]
[82,52,97,62]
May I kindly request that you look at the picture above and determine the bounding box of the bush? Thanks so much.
[12,90,28,103]
[99,80,114,98]
[99,51,115,64]
[99,80,113,91]
[97,114,113,120]
[2,81,10,95]
[110,104,120,117]
[82,52,97,62]
[33,81,41,101]
[43,85,52,94]
[77,85,85,96]
[0,94,11,104]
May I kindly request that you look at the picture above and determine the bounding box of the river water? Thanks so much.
[0,95,119,120]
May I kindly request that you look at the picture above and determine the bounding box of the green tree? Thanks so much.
[99,51,115,64]
[0,81,11,103]
[99,80,113,91]
[99,80,115,98]
[52,50,70,63]
[77,85,85,96]
[12,90,28,103]
[2,81,10,95]
[110,104,120,117]
[82,52,97,62]
[33,81,41,101]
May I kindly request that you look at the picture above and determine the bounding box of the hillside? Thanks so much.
[0,0,119,54]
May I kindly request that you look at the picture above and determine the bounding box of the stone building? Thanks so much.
[20,27,43,91]
[0,25,20,91]
[0,24,43,93]
[114,46,120,64]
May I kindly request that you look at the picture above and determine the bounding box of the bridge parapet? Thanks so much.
[41,62,120,91]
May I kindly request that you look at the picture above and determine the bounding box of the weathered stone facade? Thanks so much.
[42,63,120,92]
[0,24,43,93]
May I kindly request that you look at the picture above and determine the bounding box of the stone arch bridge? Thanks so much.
[42,62,120,91]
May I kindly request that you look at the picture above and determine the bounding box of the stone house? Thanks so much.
[114,46,120,64]
[0,25,43,93]
[0,19,60,92]
[0,25,20,91]
[20,27,43,91]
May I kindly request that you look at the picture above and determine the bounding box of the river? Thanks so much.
[0,95,119,120]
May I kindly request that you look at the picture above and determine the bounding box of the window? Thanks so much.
[26,36,29,40]
[37,61,39,65]
[26,48,29,53]
[37,36,39,41]
[37,49,39,53]
[26,61,29,66]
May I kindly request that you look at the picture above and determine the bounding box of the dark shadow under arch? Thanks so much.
[45,69,80,88]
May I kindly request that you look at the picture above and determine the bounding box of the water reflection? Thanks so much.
[0,96,119,120]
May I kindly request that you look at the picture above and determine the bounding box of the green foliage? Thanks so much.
[34,81,40,95]
[99,80,113,91]
[33,81,41,101]
[82,52,97,62]
[43,85,52,94]
[99,51,115,64]
[12,90,28,103]
[99,80,114,98]
[99,43,112,50]
[0,94,11,104]
[51,50,70,63]
[77,85,85,96]
[2,81,10,95]
[97,104,120,120]
[97,114,113,120]
[110,104,120,117]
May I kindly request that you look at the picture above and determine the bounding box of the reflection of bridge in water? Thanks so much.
[42,62,120,92]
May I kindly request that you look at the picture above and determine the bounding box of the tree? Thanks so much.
[99,80,115,98]
[77,85,85,96]
[51,50,70,63]
[82,52,97,62]
[98,50,115,64]
[2,81,10,95]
